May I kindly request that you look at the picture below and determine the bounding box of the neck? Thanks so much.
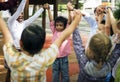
[22,49,33,57]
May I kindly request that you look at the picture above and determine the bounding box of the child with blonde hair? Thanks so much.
[72,27,120,82]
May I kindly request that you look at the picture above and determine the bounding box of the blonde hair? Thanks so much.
[89,33,112,64]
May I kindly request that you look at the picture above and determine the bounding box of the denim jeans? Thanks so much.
[52,56,69,82]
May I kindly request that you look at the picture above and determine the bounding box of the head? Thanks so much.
[86,33,112,63]
[94,5,106,21]
[54,16,68,32]
[20,24,46,55]
[96,5,106,15]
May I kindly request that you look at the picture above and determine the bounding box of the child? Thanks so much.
[5,0,44,81]
[0,9,81,82]
[72,27,120,82]
[44,3,72,82]
[67,3,108,48]
[7,0,44,49]
[107,7,120,82]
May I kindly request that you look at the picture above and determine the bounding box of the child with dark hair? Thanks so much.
[7,0,44,50]
[0,9,82,82]
[44,3,72,82]
[4,0,44,81]
[72,27,120,82]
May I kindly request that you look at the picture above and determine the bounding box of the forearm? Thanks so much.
[109,9,118,34]
[67,10,72,24]
[0,17,12,44]
[48,9,53,22]
[24,8,44,27]
[73,28,88,67]
[105,13,111,36]
[108,43,120,67]
[84,15,96,27]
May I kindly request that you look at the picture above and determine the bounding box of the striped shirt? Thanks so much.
[3,42,59,82]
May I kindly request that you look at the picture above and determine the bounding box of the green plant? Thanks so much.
[114,2,120,20]
[78,2,83,9]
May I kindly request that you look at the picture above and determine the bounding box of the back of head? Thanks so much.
[21,24,46,55]
[89,33,112,63]
[54,16,68,29]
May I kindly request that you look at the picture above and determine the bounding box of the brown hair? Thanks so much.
[89,33,112,64]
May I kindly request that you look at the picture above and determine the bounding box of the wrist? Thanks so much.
[69,8,74,11]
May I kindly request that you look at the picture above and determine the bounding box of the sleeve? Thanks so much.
[72,28,88,68]
[50,21,55,33]
[7,0,26,27]
[108,43,120,67]
[24,8,44,28]
[83,15,97,28]
[38,44,59,66]
[3,42,19,67]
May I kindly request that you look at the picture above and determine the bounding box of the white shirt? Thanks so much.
[83,14,98,48]
[7,0,44,49]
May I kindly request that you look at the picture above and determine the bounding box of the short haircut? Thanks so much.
[54,16,68,29]
[89,33,112,63]
[21,24,46,55]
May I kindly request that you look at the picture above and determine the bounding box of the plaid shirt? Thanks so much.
[3,42,58,82]
[73,28,120,82]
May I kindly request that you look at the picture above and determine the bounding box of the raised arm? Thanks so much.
[43,3,53,22]
[108,43,120,67]
[108,8,118,34]
[7,0,26,26]
[72,28,88,67]
[83,12,97,29]
[24,7,44,27]
[0,16,12,44]
[67,2,74,24]
[105,12,111,36]
[54,9,82,48]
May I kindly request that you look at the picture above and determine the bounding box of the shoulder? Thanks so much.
[41,44,59,56]
[3,42,19,57]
